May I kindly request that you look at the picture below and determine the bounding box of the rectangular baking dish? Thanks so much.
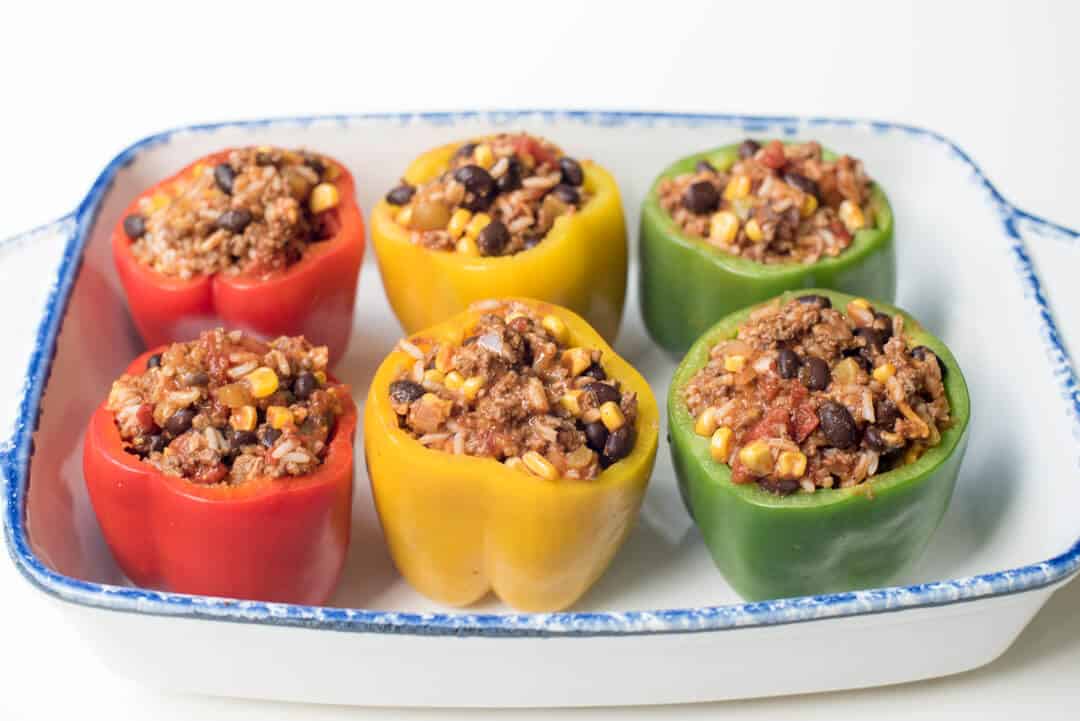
[2,111,1078,707]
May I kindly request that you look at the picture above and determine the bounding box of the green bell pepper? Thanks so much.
[669,289,970,601]
[640,141,896,353]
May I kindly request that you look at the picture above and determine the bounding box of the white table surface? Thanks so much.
[2,1,1078,717]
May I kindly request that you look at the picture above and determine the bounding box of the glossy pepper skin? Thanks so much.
[365,298,658,612]
[370,139,628,343]
[669,289,970,601]
[83,349,357,605]
[640,142,895,353]
[112,149,365,365]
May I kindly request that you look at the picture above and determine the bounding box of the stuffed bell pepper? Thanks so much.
[641,139,895,352]
[114,146,365,364]
[84,329,356,604]
[365,298,658,612]
[371,133,628,342]
[669,290,969,600]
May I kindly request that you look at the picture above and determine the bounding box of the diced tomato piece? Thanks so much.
[830,220,852,243]
[192,463,228,485]
[135,404,157,434]
[793,403,819,443]
[760,140,787,170]
[745,407,791,442]
[513,135,556,167]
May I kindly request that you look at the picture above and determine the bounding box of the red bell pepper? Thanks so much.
[112,149,365,365]
[83,349,357,605]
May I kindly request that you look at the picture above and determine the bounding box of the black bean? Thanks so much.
[911,346,947,378]
[183,371,209,387]
[452,164,495,198]
[581,362,607,380]
[551,184,580,205]
[496,158,522,193]
[695,159,717,174]
[603,426,633,464]
[303,154,326,175]
[682,181,720,215]
[454,142,477,162]
[231,430,258,449]
[777,348,802,379]
[146,353,162,369]
[389,379,425,405]
[259,426,282,448]
[875,398,900,429]
[818,401,859,449]
[559,157,584,186]
[477,220,510,256]
[385,184,416,206]
[843,347,872,372]
[863,425,887,452]
[584,421,608,453]
[796,294,832,309]
[585,381,620,406]
[148,434,167,453]
[164,408,196,436]
[854,326,888,353]
[213,163,235,194]
[738,139,762,159]
[293,371,317,400]
[802,356,830,391]
[216,208,253,234]
[123,214,146,239]
[783,172,820,200]
[759,478,800,496]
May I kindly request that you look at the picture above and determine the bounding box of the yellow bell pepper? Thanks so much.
[370,138,629,343]
[365,298,658,611]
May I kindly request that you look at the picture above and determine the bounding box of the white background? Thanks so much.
[1,1,1078,718]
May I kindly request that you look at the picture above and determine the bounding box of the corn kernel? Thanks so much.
[560,390,585,416]
[191,163,205,179]
[266,406,294,430]
[310,182,340,214]
[709,210,739,246]
[447,208,472,239]
[833,357,861,385]
[522,450,559,480]
[850,297,871,310]
[395,205,414,227]
[434,344,455,374]
[462,376,484,401]
[738,440,774,476]
[313,370,327,384]
[872,363,897,384]
[776,450,808,479]
[423,369,445,386]
[724,354,747,373]
[150,192,170,211]
[839,200,865,232]
[541,314,570,345]
[724,174,751,201]
[230,405,257,432]
[323,162,340,181]
[444,371,465,391]
[695,408,719,437]
[456,236,480,255]
[562,348,592,376]
[800,193,819,217]
[599,401,626,432]
[465,212,492,239]
[710,427,734,462]
[245,367,279,398]
[744,218,764,243]
[474,143,495,169]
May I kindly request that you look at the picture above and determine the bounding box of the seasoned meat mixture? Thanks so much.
[385,133,592,257]
[658,139,876,264]
[683,296,951,494]
[123,147,342,279]
[107,329,346,485]
[390,301,637,480]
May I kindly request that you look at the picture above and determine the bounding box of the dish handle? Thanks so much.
[0,212,79,463]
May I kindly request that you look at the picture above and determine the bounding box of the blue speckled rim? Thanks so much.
[1,111,1078,637]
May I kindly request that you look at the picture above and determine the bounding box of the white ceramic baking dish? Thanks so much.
[1,111,1078,707]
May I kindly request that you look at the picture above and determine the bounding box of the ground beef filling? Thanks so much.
[658,139,876,264]
[390,302,637,480]
[107,329,345,485]
[385,132,592,257]
[683,296,950,495]
[122,146,342,279]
